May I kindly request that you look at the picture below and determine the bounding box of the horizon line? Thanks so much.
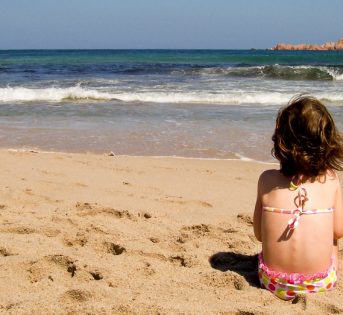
[0,48,272,51]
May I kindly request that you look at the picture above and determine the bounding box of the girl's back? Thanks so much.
[253,95,343,300]
[258,169,340,274]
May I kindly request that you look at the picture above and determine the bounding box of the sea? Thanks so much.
[1,49,343,162]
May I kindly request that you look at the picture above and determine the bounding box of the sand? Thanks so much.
[0,149,342,315]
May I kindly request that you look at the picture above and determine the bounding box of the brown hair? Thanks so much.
[272,95,343,177]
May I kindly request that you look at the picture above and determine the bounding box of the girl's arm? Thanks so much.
[253,174,263,242]
[333,177,343,240]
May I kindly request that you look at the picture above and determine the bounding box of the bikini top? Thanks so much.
[262,180,334,230]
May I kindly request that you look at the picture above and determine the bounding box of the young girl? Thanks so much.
[253,95,343,300]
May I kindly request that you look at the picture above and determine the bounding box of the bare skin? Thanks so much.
[253,169,343,274]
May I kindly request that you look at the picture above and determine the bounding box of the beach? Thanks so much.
[1,49,343,314]
[0,149,343,314]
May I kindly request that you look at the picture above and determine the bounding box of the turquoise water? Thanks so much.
[2,49,343,65]
[0,50,342,160]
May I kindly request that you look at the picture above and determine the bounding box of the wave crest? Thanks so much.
[0,86,114,102]
[176,65,343,81]
[1,86,343,105]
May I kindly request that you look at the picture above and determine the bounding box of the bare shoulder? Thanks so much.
[324,170,341,187]
[259,169,280,181]
[257,169,286,194]
[258,169,284,185]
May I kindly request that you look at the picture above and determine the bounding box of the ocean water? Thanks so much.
[1,49,343,161]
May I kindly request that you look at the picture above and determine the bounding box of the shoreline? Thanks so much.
[3,147,278,165]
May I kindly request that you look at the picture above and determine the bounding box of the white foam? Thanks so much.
[1,86,343,105]
[323,68,343,81]
[0,86,114,102]
[111,91,293,105]
[0,86,291,105]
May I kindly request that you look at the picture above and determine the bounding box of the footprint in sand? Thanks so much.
[27,254,77,282]
[179,223,227,243]
[203,271,247,290]
[175,224,225,249]
[169,254,196,268]
[75,202,134,219]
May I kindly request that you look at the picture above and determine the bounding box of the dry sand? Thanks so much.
[0,149,342,315]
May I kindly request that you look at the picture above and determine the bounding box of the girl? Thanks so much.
[253,95,343,300]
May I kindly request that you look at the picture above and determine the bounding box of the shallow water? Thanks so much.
[1,50,343,161]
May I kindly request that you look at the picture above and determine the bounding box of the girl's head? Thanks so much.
[272,95,343,177]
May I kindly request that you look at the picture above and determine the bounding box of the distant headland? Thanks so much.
[273,38,343,50]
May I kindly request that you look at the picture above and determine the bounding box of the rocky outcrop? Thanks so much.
[273,38,343,50]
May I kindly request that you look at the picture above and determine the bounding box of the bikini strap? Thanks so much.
[287,186,308,230]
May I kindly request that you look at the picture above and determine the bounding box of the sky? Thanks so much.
[1,0,343,49]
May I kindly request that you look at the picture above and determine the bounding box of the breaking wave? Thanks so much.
[2,62,343,81]
[175,65,343,81]
[0,86,114,102]
[1,86,343,105]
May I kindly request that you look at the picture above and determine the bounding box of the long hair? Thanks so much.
[272,95,343,177]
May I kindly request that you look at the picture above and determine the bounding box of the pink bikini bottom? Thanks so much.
[258,253,337,300]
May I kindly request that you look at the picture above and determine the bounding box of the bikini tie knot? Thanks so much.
[287,187,308,230]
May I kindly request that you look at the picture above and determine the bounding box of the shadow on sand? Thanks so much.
[209,252,260,287]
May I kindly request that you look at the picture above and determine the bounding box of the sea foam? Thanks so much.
[0,86,113,102]
[1,86,343,105]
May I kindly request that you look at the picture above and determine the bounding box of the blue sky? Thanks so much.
[1,0,343,49]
